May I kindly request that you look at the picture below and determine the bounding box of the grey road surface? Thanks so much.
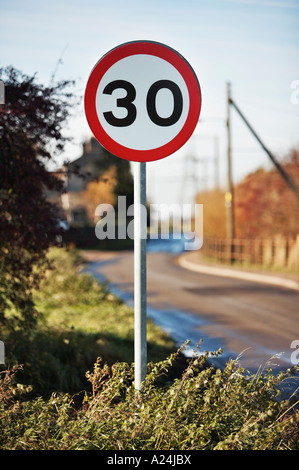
[84,248,299,373]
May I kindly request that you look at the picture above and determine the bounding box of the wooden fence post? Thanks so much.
[263,239,274,267]
[200,235,298,270]
[273,235,287,268]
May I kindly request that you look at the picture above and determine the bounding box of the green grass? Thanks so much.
[37,247,174,360]
[1,247,174,397]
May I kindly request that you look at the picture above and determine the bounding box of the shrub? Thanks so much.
[1,347,298,450]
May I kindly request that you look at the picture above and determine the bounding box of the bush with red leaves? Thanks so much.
[0,66,76,331]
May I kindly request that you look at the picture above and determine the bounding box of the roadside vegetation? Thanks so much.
[1,247,298,450]
[1,66,298,450]
[1,247,174,398]
[195,148,299,240]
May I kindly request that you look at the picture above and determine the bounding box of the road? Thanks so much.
[83,247,299,373]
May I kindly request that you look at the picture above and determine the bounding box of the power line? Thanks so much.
[230,95,299,201]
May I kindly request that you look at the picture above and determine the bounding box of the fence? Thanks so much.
[202,235,299,271]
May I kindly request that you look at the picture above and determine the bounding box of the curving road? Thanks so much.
[83,247,299,373]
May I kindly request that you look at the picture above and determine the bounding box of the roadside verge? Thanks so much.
[178,252,299,291]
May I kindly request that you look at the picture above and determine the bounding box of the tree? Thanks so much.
[0,66,76,331]
[80,165,118,221]
[93,146,134,214]
[195,188,226,238]
[195,148,299,240]
[234,148,299,238]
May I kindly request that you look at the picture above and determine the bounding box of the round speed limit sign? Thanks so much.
[84,41,201,162]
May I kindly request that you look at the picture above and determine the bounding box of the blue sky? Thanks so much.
[1,0,299,205]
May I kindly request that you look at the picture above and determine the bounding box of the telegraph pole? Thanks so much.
[226,82,235,241]
[214,135,220,189]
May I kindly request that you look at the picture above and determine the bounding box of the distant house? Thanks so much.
[67,137,107,192]
[65,137,108,224]
[46,136,133,227]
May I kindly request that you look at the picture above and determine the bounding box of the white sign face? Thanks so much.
[96,55,190,151]
[84,41,201,162]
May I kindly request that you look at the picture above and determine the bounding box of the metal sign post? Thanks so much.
[84,40,201,392]
[134,162,147,390]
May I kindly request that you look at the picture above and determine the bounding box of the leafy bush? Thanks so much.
[0,348,298,450]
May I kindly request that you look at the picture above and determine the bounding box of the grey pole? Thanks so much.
[134,161,147,391]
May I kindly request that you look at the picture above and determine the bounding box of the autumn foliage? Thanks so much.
[195,148,299,239]
[79,165,118,221]
[195,188,227,238]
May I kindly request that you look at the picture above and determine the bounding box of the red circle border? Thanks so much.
[84,41,202,162]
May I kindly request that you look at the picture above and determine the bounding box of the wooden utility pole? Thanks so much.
[226,82,235,241]
[214,135,220,189]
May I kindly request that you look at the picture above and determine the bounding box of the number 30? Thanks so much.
[103,79,183,127]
